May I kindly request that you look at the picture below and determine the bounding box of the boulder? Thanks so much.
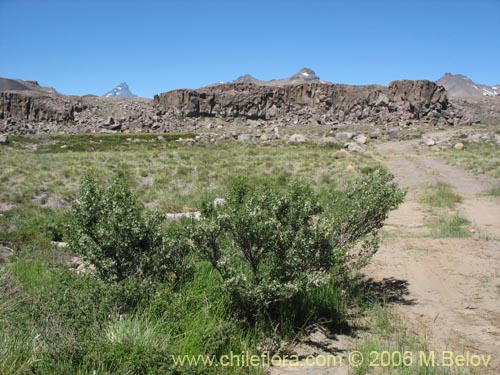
[424,138,435,146]
[166,212,201,221]
[354,134,367,144]
[387,128,401,140]
[289,133,306,143]
[335,132,355,141]
[345,142,362,152]
[237,133,254,143]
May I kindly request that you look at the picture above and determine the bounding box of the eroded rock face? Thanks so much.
[0,91,85,133]
[153,80,454,125]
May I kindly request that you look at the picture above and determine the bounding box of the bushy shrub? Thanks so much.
[68,173,191,285]
[189,171,405,320]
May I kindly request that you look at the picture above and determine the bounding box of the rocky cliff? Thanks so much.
[153,80,461,126]
[1,77,492,135]
[0,91,84,133]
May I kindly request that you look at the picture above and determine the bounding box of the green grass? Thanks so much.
[429,214,471,238]
[421,183,463,209]
[0,134,379,213]
[0,134,389,374]
[438,143,500,178]
[486,185,500,197]
[353,305,475,375]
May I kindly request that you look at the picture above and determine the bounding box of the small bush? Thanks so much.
[68,173,191,285]
[189,171,405,321]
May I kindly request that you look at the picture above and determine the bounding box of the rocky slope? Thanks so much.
[436,73,499,97]
[2,73,500,135]
[154,80,467,126]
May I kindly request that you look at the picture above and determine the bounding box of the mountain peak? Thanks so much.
[290,68,320,81]
[234,74,261,84]
[436,73,498,97]
[230,68,326,87]
[103,82,137,98]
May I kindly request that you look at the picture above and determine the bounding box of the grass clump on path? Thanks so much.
[421,182,462,209]
[429,214,471,238]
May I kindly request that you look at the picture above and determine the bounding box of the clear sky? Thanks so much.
[1,0,499,98]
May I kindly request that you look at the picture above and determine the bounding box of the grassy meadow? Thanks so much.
[0,133,418,374]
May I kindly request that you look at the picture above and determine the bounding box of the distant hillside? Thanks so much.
[232,68,329,86]
[103,82,137,98]
[0,77,59,95]
[436,73,498,97]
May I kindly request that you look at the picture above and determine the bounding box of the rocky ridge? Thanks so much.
[153,80,468,126]
[2,74,500,135]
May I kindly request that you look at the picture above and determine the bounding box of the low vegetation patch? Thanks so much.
[353,305,474,375]
[486,185,500,197]
[438,143,500,178]
[421,182,462,209]
[429,214,471,238]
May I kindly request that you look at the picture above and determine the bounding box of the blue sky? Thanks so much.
[1,0,499,98]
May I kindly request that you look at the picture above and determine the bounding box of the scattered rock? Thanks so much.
[354,134,367,144]
[157,135,165,141]
[237,133,254,143]
[424,138,435,146]
[213,198,226,206]
[0,246,13,264]
[105,116,115,126]
[289,133,306,143]
[345,142,362,152]
[0,134,8,144]
[166,212,201,221]
[51,241,68,248]
[454,142,464,150]
[67,255,96,274]
[387,128,401,140]
[336,132,355,141]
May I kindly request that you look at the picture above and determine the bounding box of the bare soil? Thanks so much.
[271,133,500,374]
[367,138,500,372]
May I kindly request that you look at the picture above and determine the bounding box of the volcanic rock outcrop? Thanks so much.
[0,91,85,133]
[153,80,462,126]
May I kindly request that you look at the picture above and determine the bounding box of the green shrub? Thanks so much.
[189,171,405,321]
[68,173,191,285]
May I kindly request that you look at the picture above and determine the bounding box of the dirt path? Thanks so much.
[270,137,499,375]
[367,139,500,373]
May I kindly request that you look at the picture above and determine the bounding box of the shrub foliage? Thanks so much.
[189,171,405,320]
[68,173,191,285]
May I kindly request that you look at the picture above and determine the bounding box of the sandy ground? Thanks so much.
[368,139,500,373]
[271,135,500,375]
